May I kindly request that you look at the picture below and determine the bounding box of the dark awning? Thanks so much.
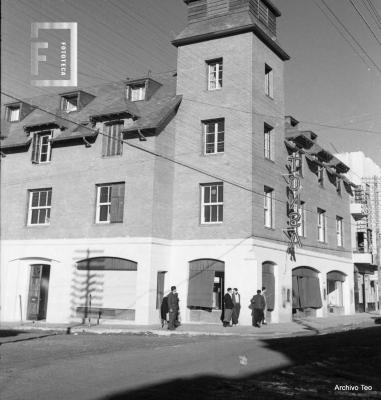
[327,271,346,282]
[76,257,137,271]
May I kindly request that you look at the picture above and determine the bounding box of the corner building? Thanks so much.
[1,0,355,325]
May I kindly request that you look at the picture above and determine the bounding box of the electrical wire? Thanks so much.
[0,89,365,233]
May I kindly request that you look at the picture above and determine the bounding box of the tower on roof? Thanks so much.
[173,0,288,60]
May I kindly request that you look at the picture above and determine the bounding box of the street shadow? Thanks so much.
[101,326,381,400]
[372,317,381,324]
[0,329,29,338]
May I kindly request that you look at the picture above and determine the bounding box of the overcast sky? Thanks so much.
[2,0,381,165]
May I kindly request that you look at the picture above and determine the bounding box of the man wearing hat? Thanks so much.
[167,286,179,330]
[223,288,234,327]
[232,288,241,326]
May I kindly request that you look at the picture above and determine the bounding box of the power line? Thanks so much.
[0,90,362,232]
[313,0,381,75]
[365,0,381,27]
[349,0,381,45]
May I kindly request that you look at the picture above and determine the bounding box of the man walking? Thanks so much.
[167,286,179,330]
[250,290,265,327]
[223,288,234,327]
[232,288,241,326]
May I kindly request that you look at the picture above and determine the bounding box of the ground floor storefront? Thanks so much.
[0,237,355,325]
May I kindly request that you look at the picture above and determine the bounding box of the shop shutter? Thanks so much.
[110,183,125,223]
[292,268,322,309]
[292,275,300,308]
[262,272,275,310]
[187,269,215,308]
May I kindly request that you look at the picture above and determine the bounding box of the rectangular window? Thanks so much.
[31,130,52,164]
[265,64,273,98]
[264,123,274,160]
[102,122,123,156]
[203,119,224,154]
[317,208,327,242]
[128,84,146,101]
[207,59,223,90]
[28,189,52,225]
[61,95,78,113]
[264,186,274,228]
[318,166,324,186]
[7,106,20,122]
[96,182,125,223]
[336,216,343,247]
[297,201,306,237]
[201,182,223,224]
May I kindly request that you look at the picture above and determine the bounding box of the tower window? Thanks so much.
[207,59,223,91]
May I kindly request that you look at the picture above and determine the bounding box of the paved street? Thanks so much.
[1,326,381,400]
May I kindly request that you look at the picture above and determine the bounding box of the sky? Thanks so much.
[1,0,381,165]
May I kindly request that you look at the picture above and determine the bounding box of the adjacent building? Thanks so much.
[336,152,381,312]
[1,0,356,325]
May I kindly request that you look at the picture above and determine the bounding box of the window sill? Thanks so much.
[264,226,276,231]
[204,152,225,157]
[101,155,123,159]
[200,222,223,226]
[264,157,275,163]
[26,224,50,228]
[265,94,274,100]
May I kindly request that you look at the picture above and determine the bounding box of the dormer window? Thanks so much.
[6,105,20,122]
[127,84,146,102]
[61,94,78,113]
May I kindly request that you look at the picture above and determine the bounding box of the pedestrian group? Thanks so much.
[161,286,268,328]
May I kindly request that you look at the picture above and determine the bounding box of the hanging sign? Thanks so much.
[283,151,303,261]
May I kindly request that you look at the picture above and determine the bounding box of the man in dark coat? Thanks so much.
[223,288,234,327]
[250,290,265,327]
[167,286,179,330]
[232,288,241,326]
[160,295,169,327]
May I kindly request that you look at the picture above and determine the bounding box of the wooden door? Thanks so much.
[27,264,50,320]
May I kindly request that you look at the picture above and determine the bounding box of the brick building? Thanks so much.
[1,0,355,325]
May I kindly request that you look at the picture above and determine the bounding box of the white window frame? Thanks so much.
[336,216,343,247]
[96,185,112,224]
[203,119,224,154]
[264,123,274,160]
[264,187,274,228]
[37,131,52,163]
[129,84,146,101]
[201,183,223,224]
[265,64,273,98]
[317,208,327,242]
[7,106,20,122]
[62,95,78,113]
[297,201,306,237]
[207,59,223,91]
[28,189,52,226]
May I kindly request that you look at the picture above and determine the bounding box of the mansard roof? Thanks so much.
[1,72,181,149]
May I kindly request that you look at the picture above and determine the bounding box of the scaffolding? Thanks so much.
[362,177,381,312]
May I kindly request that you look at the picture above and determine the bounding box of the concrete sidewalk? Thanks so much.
[1,312,380,340]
